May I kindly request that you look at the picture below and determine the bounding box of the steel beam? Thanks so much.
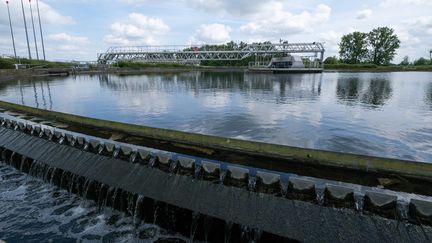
[97,43,325,64]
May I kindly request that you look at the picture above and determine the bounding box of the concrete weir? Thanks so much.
[1,104,432,242]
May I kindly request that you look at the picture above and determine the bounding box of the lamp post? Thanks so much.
[6,1,17,58]
[36,0,45,60]
[29,0,39,60]
[20,0,32,59]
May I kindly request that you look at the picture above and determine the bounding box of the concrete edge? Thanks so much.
[0,100,431,181]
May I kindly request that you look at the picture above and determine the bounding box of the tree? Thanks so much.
[368,27,400,65]
[339,32,369,64]
[324,56,339,64]
[413,57,430,66]
[399,56,410,66]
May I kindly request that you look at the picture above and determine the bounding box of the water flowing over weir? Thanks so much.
[1,108,432,242]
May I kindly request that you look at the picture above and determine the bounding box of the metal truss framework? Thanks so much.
[97,42,325,64]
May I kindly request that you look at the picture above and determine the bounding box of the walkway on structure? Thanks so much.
[97,42,325,64]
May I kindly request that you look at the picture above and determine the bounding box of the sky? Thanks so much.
[0,0,431,62]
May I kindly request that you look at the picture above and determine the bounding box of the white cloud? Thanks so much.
[0,1,76,58]
[356,9,372,20]
[38,1,75,25]
[0,1,74,27]
[44,33,91,60]
[318,30,342,55]
[120,0,150,4]
[186,0,284,16]
[103,13,170,45]
[47,33,88,44]
[189,23,232,44]
[380,0,432,6]
[239,3,331,39]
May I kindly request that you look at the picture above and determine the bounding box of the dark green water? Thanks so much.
[0,71,431,162]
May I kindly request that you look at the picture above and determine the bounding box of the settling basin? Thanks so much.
[0,71,431,161]
[1,70,432,242]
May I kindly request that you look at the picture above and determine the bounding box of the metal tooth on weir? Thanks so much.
[364,191,398,219]
[287,177,316,203]
[18,122,26,131]
[176,156,195,176]
[154,153,173,172]
[75,136,85,149]
[116,145,133,161]
[5,119,12,127]
[87,139,101,153]
[255,171,282,196]
[33,126,42,136]
[199,161,221,183]
[99,142,115,156]
[12,121,18,130]
[324,184,355,209]
[65,133,76,146]
[43,128,53,140]
[224,166,249,189]
[25,124,33,134]
[53,131,64,143]
[409,198,432,226]
[135,149,152,165]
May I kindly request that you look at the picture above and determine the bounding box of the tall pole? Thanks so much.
[29,0,39,60]
[36,0,45,60]
[6,1,17,58]
[20,0,32,59]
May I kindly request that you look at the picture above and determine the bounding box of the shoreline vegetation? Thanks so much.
[0,57,72,69]
[1,57,432,73]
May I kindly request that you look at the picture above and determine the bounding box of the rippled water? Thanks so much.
[0,71,431,161]
[0,164,186,242]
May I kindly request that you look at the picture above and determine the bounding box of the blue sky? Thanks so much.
[0,0,431,62]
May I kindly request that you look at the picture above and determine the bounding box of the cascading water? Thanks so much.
[0,163,190,242]
[1,114,432,243]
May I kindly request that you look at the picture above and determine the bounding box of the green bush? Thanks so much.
[0,57,72,69]
[0,58,15,69]
[324,56,339,64]
[413,57,431,66]
[324,63,377,69]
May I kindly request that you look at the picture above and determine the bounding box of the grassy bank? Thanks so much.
[0,57,72,69]
[2,57,431,72]
[324,63,432,71]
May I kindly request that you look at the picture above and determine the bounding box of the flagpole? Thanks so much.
[29,0,39,60]
[6,1,17,58]
[20,0,32,59]
[36,0,45,60]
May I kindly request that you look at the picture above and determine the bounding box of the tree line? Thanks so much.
[326,26,431,66]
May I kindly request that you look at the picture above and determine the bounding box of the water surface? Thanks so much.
[0,71,431,162]
[0,164,185,242]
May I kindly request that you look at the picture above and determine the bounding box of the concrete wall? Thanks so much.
[1,115,432,242]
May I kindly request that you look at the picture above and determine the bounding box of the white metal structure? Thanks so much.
[97,42,325,65]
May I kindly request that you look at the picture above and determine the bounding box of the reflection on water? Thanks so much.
[362,79,392,107]
[426,83,432,108]
[0,71,431,162]
[336,76,392,108]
